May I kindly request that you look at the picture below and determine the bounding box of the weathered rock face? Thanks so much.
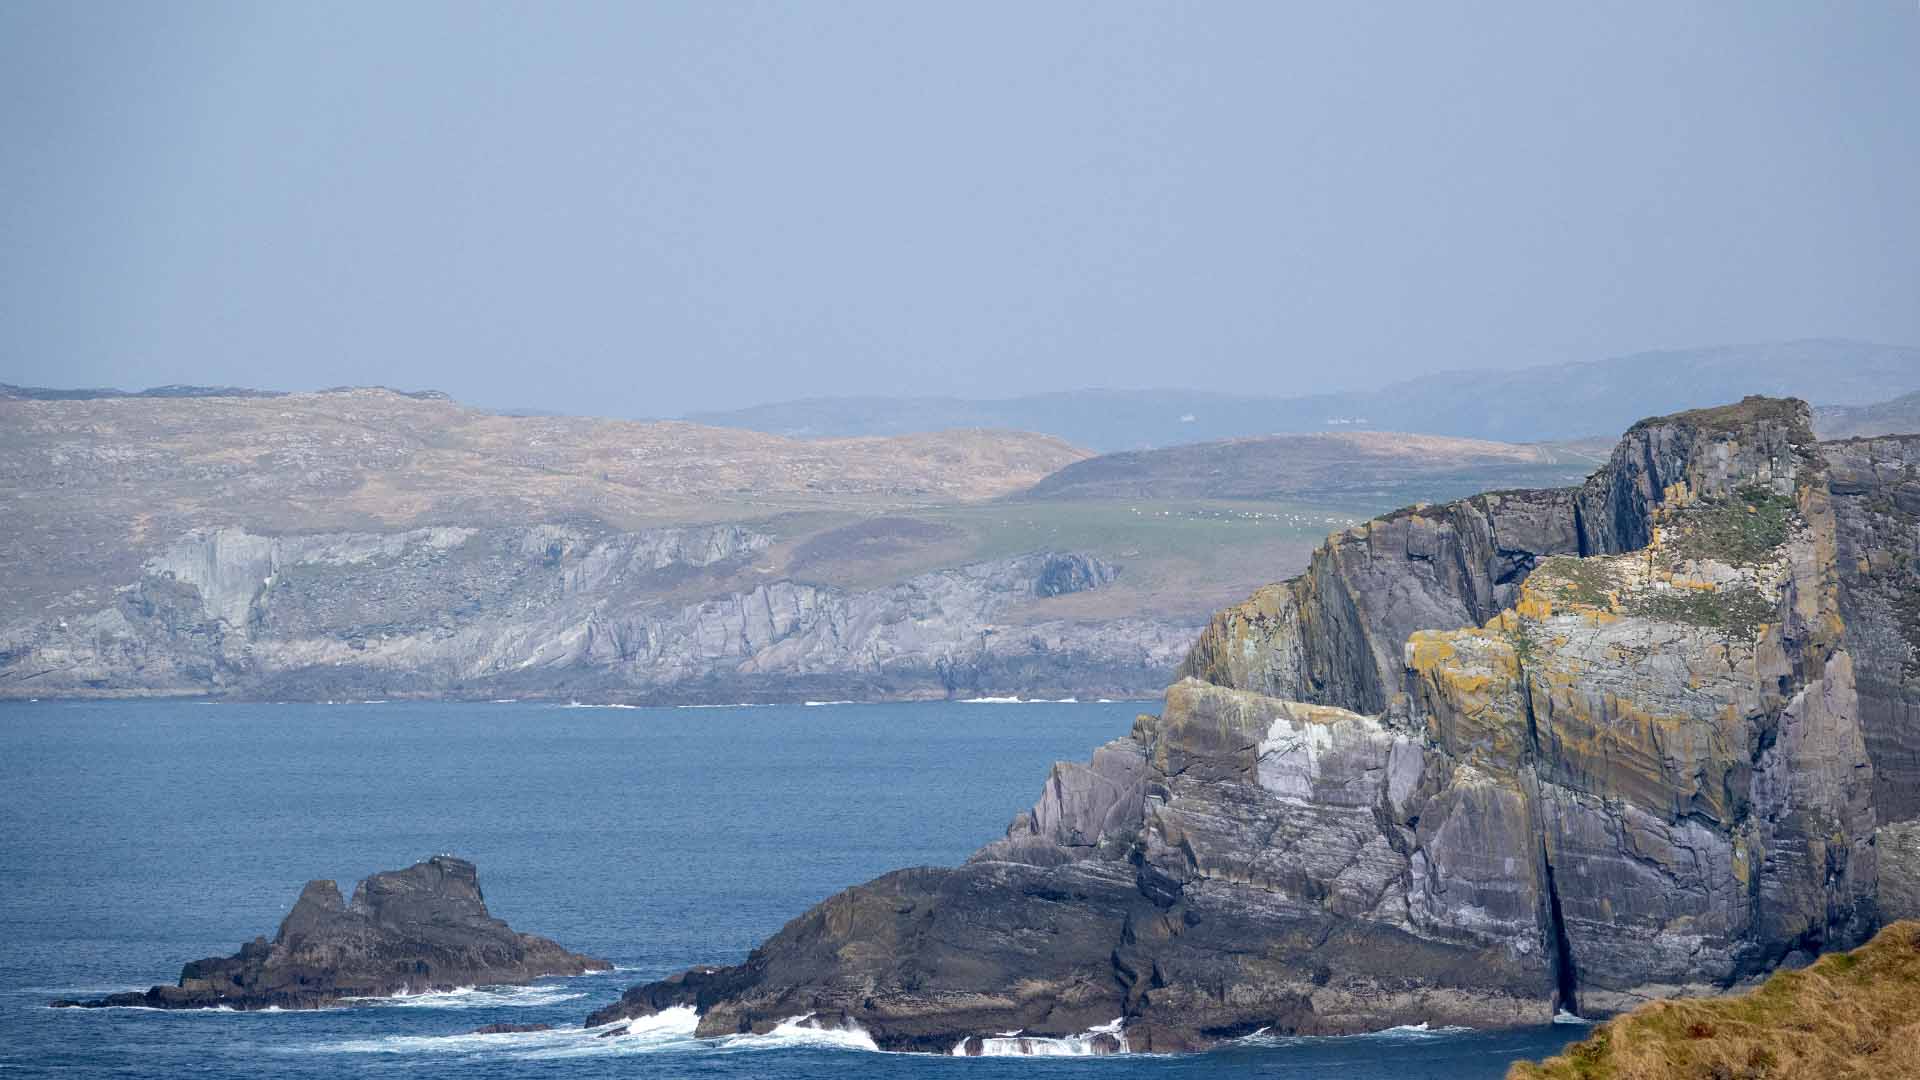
[1826,436,1920,820]
[53,857,607,1010]
[592,398,1920,1052]
[0,522,1195,702]
[1181,487,1585,713]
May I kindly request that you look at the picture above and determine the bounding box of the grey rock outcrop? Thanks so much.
[53,857,607,1010]
[591,398,1920,1052]
[0,522,1194,701]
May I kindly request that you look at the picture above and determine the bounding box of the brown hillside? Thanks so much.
[1511,921,1920,1080]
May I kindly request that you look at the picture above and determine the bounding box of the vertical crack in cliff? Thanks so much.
[1540,840,1579,1015]
[1519,667,1542,759]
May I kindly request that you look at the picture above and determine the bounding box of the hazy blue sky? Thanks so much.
[3,2,1916,417]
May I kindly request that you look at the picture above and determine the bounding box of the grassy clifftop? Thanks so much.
[1511,921,1920,1080]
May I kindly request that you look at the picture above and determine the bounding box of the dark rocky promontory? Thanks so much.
[54,856,608,1010]
[589,398,1920,1053]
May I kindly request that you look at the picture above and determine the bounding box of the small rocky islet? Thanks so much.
[52,856,608,1011]
[589,397,1920,1055]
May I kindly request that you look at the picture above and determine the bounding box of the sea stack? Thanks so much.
[54,856,609,1010]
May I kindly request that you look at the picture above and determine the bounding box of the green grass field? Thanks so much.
[765,497,1380,622]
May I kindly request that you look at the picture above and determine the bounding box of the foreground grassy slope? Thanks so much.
[1511,921,1920,1080]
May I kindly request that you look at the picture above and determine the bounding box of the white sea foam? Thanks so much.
[674,702,775,709]
[1377,1022,1471,1037]
[723,1013,880,1052]
[308,1005,886,1061]
[960,695,1097,704]
[338,983,584,1009]
[309,1027,583,1056]
[803,700,856,706]
[311,1012,693,1059]
[624,1005,700,1037]
[1553,1009,1593,1025]
[954,1017,1128,1056]
[562,701,641,709]
[1235,1020,1475,1047]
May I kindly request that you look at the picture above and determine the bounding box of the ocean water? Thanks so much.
[0,700,1583,1078]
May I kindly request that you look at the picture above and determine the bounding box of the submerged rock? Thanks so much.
[53,856,608,1011]
[591,398,1920,1052]
[470,1022,554,1035]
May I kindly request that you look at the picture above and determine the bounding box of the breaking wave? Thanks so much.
[338,984,586,1009]
[1236,1021,1476,1047]
[305,1006,887,1060]
[960,696,1090,704]
[954,1017,1128,1056]
[738,1013,881,1052]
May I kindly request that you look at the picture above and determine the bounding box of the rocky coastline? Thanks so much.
[585,398,1920,1053]
[1,534,1192,705]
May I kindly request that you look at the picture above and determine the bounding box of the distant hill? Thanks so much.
[1023,431,1609,504]
[0,387,1088,624]
[0,387,1086,540]
[0,382,288,401]
[0,385,1346,702]
[1814,390,1920,440]
[686,339,1920,450]
[0,382,453,402]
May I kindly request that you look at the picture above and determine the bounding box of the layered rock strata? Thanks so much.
[591,398,1920,1052]
[0,527,1192,702]
[54,857,607,1010]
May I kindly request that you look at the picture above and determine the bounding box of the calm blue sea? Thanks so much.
[0,700,1582,1078]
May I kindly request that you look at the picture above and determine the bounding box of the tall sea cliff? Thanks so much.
[591,397,1920,1052]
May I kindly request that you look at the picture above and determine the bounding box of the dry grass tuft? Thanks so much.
[1510,921,1920,1080]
